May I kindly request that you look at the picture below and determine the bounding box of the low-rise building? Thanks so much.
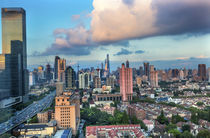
[86,125,145,138]
[13,120,57,138]
[98,105,116,115]
[54,129,72,138]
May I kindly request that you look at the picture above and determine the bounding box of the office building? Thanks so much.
[65,66,76,89]
[54,92,80,135]
[119,63,133,101]
[0,8,28,107]
[198,64,206,81]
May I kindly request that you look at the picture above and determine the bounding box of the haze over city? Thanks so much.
[0,0,210,70]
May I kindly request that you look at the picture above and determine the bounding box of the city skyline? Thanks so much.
[0,0,210,70]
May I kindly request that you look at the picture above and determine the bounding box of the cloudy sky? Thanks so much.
[0,0,210,70]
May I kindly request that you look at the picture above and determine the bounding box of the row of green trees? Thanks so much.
[81,107,147,130]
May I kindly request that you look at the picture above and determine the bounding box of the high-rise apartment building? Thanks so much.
[198,64,206,81]
[79,72,90,89]
[93,76,101,88]
[150,71,158,87]
[65,66,76,89]
[120,63,133,101]
[55,92,80,135]
[0,8,28,107]
[106,76,115,88]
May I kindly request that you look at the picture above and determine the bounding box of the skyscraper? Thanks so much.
[143,62,149,77]
[54,56,60,80]
[65,66,76,89]
[126,60,129,68]
[0,8,28,107]
[120,63,133,102]
[55,57,66,82]
[104,54,110,77]
[198,64,206,81]
[45,63,52,82]
[107,54,110,74]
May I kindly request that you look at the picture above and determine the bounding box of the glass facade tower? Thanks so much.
[0,8,28,107]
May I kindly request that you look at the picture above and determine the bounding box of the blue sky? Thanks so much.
[0,0,210,70]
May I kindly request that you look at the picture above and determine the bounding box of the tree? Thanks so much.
[172,113,185,124]
[197,129,210,138]
[181,131,194,138]
[168,129,181,137]
[182,124,190,132]
[165,124,177,132]
[197,102,204,106]
[157,110,169,125]
[191,112,198,124]
[130,115,148,131]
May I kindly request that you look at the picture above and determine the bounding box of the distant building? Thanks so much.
[79,72,90,89]
[54,56,60,80]
[144,62,150,77]
[136,76,142,87]
[54,92,80,135]
[56,82,64,96]
[86,125,145,138]
[179,70,184,80]
[93,76,101,88]
[208,67,210,82]
[58,58,66,82]
[45,63,53,82]
[172,69,179,78]
[65,66,76,89]
[150,71,158,87]
[106,76,115,88]
[120,63,133,101]
[198,64,206,81]
[139,66,144,76]
[95,93,122,102]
